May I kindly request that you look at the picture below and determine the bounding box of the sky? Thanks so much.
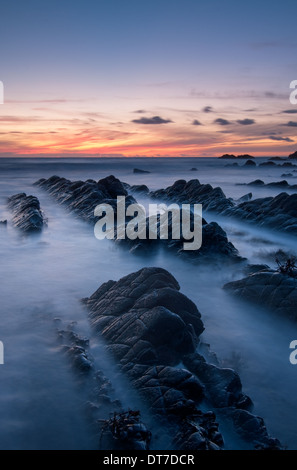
[0,0,297,157]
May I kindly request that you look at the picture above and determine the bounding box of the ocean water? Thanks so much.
[0,157,296,449]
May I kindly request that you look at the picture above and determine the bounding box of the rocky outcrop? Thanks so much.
[244,160,256,167]
[219,154,254,159]
[150,179,234,213]
[288,150,297,159]
[222,192,297,235]
[224,270,297,321]
[7,193,46,233]
[35,175,241,263]
[239,179,297,190]
[34,175,136,223]
[82,267,282,449]
[149,178,297,236]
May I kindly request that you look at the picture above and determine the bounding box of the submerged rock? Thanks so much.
[7,193,46,233]
[83,267,282,449]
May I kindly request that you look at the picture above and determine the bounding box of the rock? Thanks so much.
[150,179,234,213]
[246,179,264,186]
[190,167,198,171]
[281,162,296,167]
[36,175,241,263]
[83,267,281,449]
[219,154,237,159]
[34,175,136,224]
[57,321,152,450]
[222,192,297,235]
[225,162,239,167]
[243,159,256,167]
[133,168,151,174]
[243,264,271,275]
[259,161,276,167]
[237,154,255,159]
[0,220,7,227]
[281,173,293,178]
[268,157,283,161]
[223,270,297,321]
[7,193,46,233]
[288,151,297,159]
[241,180,297,190]
[128,184,150,195]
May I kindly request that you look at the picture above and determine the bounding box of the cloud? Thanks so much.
[133,110,147,114]
[269,136,294,142]
[192,119,202,126]
[282,110,297,114]
[237,119,255,125]
[131,116,173,124]
[214,118,231,126]
[203,106,213,113]
[283,121,297,127]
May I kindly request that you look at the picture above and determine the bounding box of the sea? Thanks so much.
[0,157,296,449]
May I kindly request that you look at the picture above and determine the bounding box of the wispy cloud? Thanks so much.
[203,106,213,113]
[283,121,297,127]
[269,136,294,142]
[281,110,297,114]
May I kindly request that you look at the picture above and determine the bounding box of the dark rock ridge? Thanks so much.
[83,267,282,449]
[222,192,297,235]
[150,179,297,235]
[34,175,136,224]
[56,322,151,450]
[150,179,234,213]
[224,269,297,322]
[219,154,255,159]
[35,176,241,263]
[7,193,46,233]
[239,179,297,190]
[115,210,241,263]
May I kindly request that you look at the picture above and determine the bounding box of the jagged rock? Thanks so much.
[83,267,281,449]
[34,175,136,223]
[222,193,297,235]
[224,270,297,321]
[182,353,252,410]
[7,193,46,233]
[150,179,234,212]
[35,175,241,263]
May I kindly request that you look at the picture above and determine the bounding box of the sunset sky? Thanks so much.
[0,0,297,157]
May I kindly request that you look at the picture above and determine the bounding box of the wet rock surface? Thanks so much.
[35,175,241,263]
[7,193,46,233]
[56,321,151,450]
[83,267,282,449]
[224,270,297,321]
[150,179,297,235]
[34,175,136,224]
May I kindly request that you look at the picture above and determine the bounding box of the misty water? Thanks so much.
[0,157,296,449]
